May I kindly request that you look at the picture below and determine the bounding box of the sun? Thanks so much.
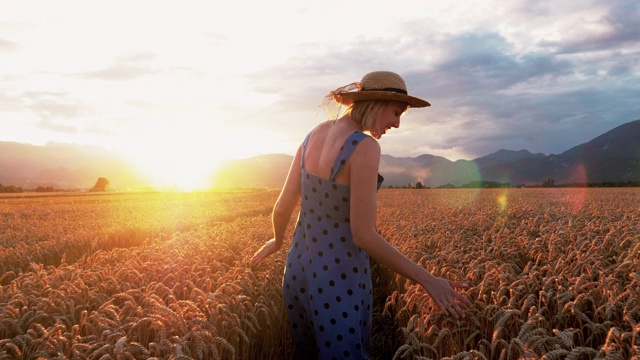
[120,130,280,192]
[127,143,223,192]
[120,124,228,192]
[116,116,287,191]
[146,156,219,192]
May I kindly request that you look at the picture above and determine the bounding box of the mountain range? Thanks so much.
[0,142,148,190]
[212,119,640,188]
[1,119,639,190]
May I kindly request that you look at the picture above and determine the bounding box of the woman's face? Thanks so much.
[371,102,408,139]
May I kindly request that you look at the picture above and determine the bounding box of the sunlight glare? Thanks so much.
[118,119,288,191]
[129,142,222,192]
[121,121,228,191]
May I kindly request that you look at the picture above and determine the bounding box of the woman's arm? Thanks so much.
[272,145,303,247]
[250,145,302,265]
[349,138,471,318]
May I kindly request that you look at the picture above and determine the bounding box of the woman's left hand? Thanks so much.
[250,238,280,266]
[421,276,472,319]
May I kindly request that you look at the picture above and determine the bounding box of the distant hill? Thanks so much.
[470,119,640,186]
[2,119,639,190]
[547,119,640,183]
[211,154,293,189]
[0,142,148,190]
[212,119,640,188]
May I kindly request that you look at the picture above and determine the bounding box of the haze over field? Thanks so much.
[2,0,639,190]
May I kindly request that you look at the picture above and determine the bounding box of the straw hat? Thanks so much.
[331,71,431,108]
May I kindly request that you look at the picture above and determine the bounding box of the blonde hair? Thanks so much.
[344,100,408,133]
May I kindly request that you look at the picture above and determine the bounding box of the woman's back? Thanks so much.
[303,118,365,187]
[284,123,373,359]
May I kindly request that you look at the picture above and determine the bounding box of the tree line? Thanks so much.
[0,184,67,193]
[0,183,24,193]
[0,177,110,193]
[387,179,640,189]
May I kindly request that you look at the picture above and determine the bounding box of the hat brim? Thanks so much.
[335,91,431,108]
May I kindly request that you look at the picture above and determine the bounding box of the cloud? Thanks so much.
[93,116,134,132]
[232,6,639,160]
[0,89,23,112]
[202,32,228,46]
[245,36,422,111]
[0,37,20,52]
[538,0,640,54]
[4,0,636,162]
[76,53,161,81]
[1,89,92,131]
[403,31,570,94]
[38,119,78,134]
[391,5,640,158]
[13,91,94,135]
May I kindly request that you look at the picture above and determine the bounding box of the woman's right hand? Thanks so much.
[250,238,280,266]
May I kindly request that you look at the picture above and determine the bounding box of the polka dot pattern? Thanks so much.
[283,131,376,359]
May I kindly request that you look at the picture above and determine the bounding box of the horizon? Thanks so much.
[9,116,639,160]
[3,117,639,191]
[2,0,639,190]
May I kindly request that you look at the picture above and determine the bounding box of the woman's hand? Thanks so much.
[250,239,280,266]
[421,276,472,319]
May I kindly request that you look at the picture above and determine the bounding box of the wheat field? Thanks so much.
[1,188,638,359]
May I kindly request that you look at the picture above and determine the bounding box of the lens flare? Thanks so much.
[565,162,589,213]
[497,192,508,212]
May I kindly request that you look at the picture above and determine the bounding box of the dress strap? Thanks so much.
[329,131,368,181]
[301,131,312,170]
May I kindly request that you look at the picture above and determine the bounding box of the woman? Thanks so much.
[251,71,471,359]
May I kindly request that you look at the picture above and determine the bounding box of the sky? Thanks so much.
[1,0,639,189]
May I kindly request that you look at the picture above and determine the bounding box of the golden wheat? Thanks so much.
[0,188,638,359]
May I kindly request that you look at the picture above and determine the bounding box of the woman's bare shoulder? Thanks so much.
[348,135,381,177]
[354,135,381,157]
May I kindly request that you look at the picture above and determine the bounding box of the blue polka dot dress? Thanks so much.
[283,131,383,360]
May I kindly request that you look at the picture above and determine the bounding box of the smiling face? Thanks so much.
[370,101,409,139]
